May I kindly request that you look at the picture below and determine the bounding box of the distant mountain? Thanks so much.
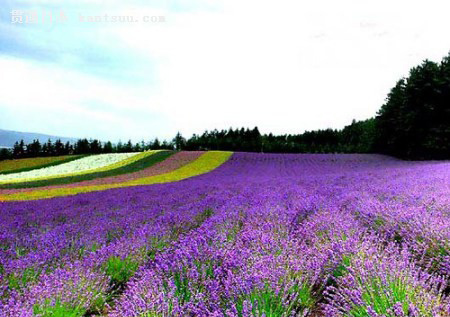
[0,129,77,149]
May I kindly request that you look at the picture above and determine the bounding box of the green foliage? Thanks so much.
[172,132,187,150]
[376,54,450,159]
[104,256,139,288]
[183,123,375,154]
[105,228,124,244]
[140,312,165,317]
[193,258,222,284]
[7,267,40,291]
[226,218,245,243]
[332,255,352,279]
[73,242,100,259]
[0,148,12,161]
[423,240,449,272]
[15,246,28,258]
[185,127,263,152]
[235,283,314,317]
[146,236,169,261]
[340,119,376,153]
[348,276,439,317]
[169,208,215,238]
[33,300,86,317]
[372,216,386,230]
[193,208,214,227]
[173,269,192,304]
[3,135,174,161]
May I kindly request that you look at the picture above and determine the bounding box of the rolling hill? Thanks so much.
[0,129,77,148]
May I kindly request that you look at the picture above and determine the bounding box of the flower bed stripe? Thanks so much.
[0,151,172,190]
[0,155,85,175]
[0,151,233,201]
[0,153,140,184]
[1,151,203,194]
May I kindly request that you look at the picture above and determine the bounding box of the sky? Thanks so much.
[0,0,449,142]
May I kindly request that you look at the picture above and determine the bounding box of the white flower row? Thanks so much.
[0,153,140,183]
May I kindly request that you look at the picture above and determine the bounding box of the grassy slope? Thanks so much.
[0,151,233,201]
[0,151,174,189]
[0,155,85,175]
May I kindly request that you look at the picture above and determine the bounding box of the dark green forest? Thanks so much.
[375,55,450,159]
[1,53,449,161]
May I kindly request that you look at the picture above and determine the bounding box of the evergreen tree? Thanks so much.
[74,139,90,154]
[64,142,73,155]
[376,53,450,159]
[152,138,161,150]
[173,132,186,151]
[116,141,124,153]
[89,139,102,154]
[124,140,133,152]
[26,139,42,157]
[12,140,26,158]
[161,140,173,150]
[0,148,12,160]
[54,139,64,155]
[103,141,113,153]
[13,141,23,158]
[133,142,142,152]
[45,139,55,156]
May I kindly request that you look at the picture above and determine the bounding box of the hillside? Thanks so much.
[0,128,77,148]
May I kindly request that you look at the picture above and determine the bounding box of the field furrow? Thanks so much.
[0,153,448,316]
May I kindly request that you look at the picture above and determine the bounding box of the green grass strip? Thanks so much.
[0,155,86,175]
[0,151,233,201]
[0,151,174,189]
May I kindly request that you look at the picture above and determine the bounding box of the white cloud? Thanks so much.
[0,56,171,141]
[112,0,450,136]
[1,0,450,140]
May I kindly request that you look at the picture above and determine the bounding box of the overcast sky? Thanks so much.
[0,0,449,142]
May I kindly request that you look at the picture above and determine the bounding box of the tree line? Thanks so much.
[181,53,449,159]
[0,120,377,161]
[1,53,448,161]
[375,54,450,159]
[0,138,174,160]
[174,120,376,154]
[179,53,449,159]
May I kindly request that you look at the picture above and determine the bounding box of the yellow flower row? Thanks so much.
[0,151,232,201]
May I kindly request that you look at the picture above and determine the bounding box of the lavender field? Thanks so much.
[0,153,449,317]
